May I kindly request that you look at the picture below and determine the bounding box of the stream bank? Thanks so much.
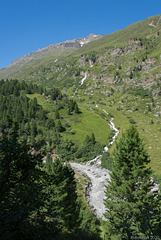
[70,116,119,219]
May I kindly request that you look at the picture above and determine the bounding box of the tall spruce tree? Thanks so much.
[0,122,45,239]
[61,163,79,230]
[104,126,161,239]
[46,153,53,172]
[0,121,77,239]
[45,158,79,231]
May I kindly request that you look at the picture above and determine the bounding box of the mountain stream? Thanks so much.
[74,72,87,94]
[70,113,119,219]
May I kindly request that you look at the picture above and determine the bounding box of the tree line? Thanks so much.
[0,79,104,162]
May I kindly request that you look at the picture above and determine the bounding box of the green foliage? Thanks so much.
[56,120,66,132]
[68,99,81,114]
[55,108,60,119]
[129,71,133,79]
[101,152,113,170]
[104,126,161,238]
[129,117,136,124]
[45,118,55,129]
[0,79,81,157]
[75,133,104,162]
[0,123,48,239]
[129,86,152,98]
[45,158,79,231]
[50,87,62,101]
[0,80,47,137]
[56,138,77,161]
[74,101,80,113]
[0,79,42,95]
[107,129,115,144]
[0,123,81,239]
[0,121,103,239]
[76,202,101,240]
[46,153,53,172]
[85,51,97,64]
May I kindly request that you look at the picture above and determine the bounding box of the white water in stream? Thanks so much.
[81,72,87,85]
[74,72,87,94]
[70,112,119,219]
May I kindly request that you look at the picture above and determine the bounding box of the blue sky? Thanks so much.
[0,0,160,69]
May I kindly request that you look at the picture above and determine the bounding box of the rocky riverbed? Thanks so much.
[70,161,111,219]
[70,115,119,219]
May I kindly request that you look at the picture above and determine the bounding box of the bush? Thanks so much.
[75,134,104,162]
[129,117,136,124]
[129,86,152,98]
[101,152,113,170]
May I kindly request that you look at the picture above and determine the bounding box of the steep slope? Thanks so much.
[1,14,161,176]
[10,33,104,66]
[0,34,103,80]
[1,15,161,91]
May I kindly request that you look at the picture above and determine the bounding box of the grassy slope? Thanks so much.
[27,82,161,176]
[71,81,161,175]
[0,47,76,80]
[27,93,111,146]
[3,14,161,176]
[1,15,161,81]
[100,91,161,175]
[72,14,161,56]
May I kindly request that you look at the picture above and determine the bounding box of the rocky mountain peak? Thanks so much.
[76,33,104,47]
[9,34,104,66]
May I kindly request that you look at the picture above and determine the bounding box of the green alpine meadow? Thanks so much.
[0,14,161,239]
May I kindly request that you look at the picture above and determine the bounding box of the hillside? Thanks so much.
[1,14,161,176]
[0,34,103,80]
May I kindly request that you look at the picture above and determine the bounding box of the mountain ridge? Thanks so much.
[10,33,104,66]
[1,14,161,82]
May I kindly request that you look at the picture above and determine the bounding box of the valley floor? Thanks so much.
[70,161,110,219]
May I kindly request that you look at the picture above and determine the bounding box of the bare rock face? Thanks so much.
[65,34,104,48]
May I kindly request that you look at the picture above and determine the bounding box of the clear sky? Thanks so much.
[0,0,160,69]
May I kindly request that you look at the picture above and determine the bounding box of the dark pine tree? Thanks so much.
[55,108,60,119]
[104,126,161,239]
[0,122,44,239]
[74,102,80,113]
[45,158,79,232]
[56,120,65,132]
[46,153,53,173]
